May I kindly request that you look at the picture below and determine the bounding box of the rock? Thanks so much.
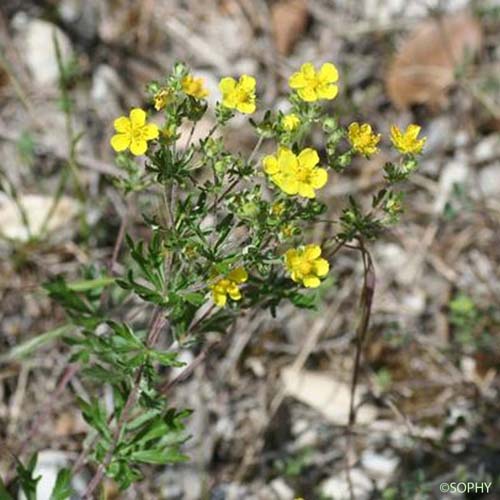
[19,450,68,500]
[360,450,399,488]
[0,193,79,241]
[473,134,500,163]
[478,164,500,196]
[320,468,372,500]
[270,478,294,500]
[91,65,124,120]
[281,366,377,426]
[15,17,73,86]
[434,155,469,213]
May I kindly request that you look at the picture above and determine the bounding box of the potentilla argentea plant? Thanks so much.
[37,61,425,497]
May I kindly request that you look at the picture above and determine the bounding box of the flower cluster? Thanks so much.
[109,62,427,308]
[210,267,248,307]
[284,245,330,288]
[263,147,328,199]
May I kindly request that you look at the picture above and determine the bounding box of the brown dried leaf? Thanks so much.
[385,11,483,110]
[271,0,309,56]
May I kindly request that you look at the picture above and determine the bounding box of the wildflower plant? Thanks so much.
[32,61,425,497]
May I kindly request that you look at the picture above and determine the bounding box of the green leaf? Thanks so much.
[50,469,72,500]
[0,475,14,500]
[15,454,40,500]
[129,449,188,465]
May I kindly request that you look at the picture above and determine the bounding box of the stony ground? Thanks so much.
[1,0,500,499]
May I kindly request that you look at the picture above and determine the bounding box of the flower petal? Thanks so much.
[318,62,339,83]
[228,267,248,283]
[237,101,256,114]
[239,74,256,92]
[311,168,328,189]
[288,71,307,89]
[298,183,315,198]
[263,155,279,175]
[300,62,316,79]
[129,108,146,127]
[130,139,148,156]
[114,116,130,133]
[219,77,236,95]
[298,148,319,169]
[110,133,130,152]
[317,84,338,100]
[303,275,320,288]
[297,87,317,102]
[142,123,159,140]
[314,258,330,277]
[304,245,321,260]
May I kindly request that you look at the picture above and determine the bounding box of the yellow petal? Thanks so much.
[130,139,148,156]
[300,62,316,79]
[288,71,307,89]
[298,148,319,169]
[298,183,315,198]
[297,87,317,102]
[114,116,130,133]
[316,84,338,100]
[110,133,130,152]
[303,276,320,288]
[239,74,256,92]
[228,287,242,301]
[304,244,321,260]
[129,108,146,127]
[219,77,236,95]
[278,148,298,172]
[142,123,159,140]
[263,155,279,174]
[213,291,227,307]
[228,267,248,283]
[318,62,339,83]
[280,178,299,195]
[311,168,328,189]
[314,258,330,277]
[406,124,421,139]
[237,101,256,114]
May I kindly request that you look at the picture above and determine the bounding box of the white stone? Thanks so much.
[434,156,469,213]
[361,451,399,488]
[18,19,73,86]
[478,164,500,196]
[270,478,294,500]
[320,469,372,500]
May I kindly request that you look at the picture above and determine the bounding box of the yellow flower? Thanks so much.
[153,88,171,111]
[289,62,339,102]
[210,267,248,307]
[390,124,426,154]
[110,108,159,156]
[270,201,286,217]
[182,74,209,99]
[284,245,329,288]
[263,146,328,199]
[280,223,295,239]
[219,75,256,114]
[347,122,381,157]
[282,113,300,132]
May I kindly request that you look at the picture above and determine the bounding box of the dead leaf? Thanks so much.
[281,365,377,425]
[271,0,309,56]
[385,11,483,110]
